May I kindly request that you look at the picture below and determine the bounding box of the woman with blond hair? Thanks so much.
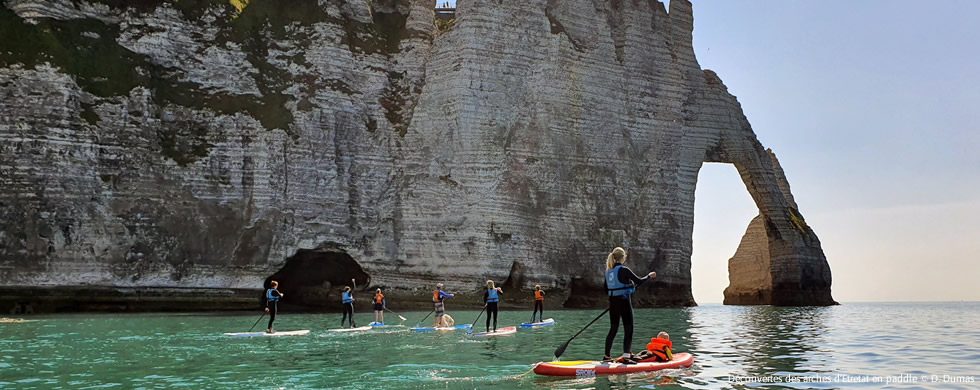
[602,247,656,364]
[483,280,503,332]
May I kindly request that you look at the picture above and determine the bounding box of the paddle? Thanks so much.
[466,305,488,334]
[247,312,266,332]
[414,309,435,328]
[553,308,610,360]
[350,278,357,328]
[384,307,408,321]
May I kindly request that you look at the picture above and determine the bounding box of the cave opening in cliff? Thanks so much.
[692,163,759,304]
[264,248,370,311]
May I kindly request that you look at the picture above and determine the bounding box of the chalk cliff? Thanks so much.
[0,0,834,311]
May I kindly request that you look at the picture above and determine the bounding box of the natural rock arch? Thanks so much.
[0,0,837,309]
[692,150,835,306]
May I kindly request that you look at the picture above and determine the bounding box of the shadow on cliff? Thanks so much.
[264,248,369,312]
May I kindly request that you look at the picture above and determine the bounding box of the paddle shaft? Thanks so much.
[467,305,488,333]
[351,279,357,327]
[384,307,408,321]
[554,308,610,359]
[247,312,266,332]
[415,309,435,327]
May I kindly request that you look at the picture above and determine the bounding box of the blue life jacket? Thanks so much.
[266,288,279,302]
[487,288,499,303]
[605,265,635,297]
[342,291,352,304]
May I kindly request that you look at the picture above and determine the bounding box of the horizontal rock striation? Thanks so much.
[0,0,833,312]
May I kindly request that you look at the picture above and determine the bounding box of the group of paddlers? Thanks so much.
[262,246,672,363]
[262,279,546,332]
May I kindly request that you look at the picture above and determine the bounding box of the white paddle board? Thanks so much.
[328,325,372,333]
[469,326,517,337]
[224,330,310,338]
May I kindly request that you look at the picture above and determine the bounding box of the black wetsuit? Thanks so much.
[341,301,355,327]
[603,266,651,357]
[265,288,282,331]
[483,289,502,332]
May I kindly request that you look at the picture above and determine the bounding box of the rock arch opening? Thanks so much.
[692,163,761,304]
[264,248,370,310]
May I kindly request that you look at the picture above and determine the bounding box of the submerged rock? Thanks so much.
[0,0,833,311]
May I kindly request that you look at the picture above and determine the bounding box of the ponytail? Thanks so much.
[606,247,627,270]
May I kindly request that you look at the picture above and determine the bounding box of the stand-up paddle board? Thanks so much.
[520,318,555,328]
[224,330,310,338]
[409,324,472,332]
[368,322,388,328]
[328,325,372,333]
[532,352,694,376]
[469,326,517,337]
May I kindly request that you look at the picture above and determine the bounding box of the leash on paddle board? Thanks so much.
[247,313,266,332]
[514,366,535,379]
[553,308,610,360]
[414,309,435,328]
[466,305,488,334]
[384,307,408,321]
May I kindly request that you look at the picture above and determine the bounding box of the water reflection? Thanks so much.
[687,305,834,383]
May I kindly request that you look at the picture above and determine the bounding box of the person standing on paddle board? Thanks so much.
[483,280,503,332]
[602,247,656,364]
[373,288,385,325]
[341,284,356,328]
[532,285,545,323]
[264,280,284,333]
[433,283,454,327]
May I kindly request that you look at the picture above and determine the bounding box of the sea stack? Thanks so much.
[0,0,833,311]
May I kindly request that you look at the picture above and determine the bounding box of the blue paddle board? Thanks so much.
[520,318,555,328]
[409,324,472,332]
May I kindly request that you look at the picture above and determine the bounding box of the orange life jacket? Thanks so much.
[646,338,673,361]
[433,290,441,303]
[375,293,384,304]
[534,290,544,301]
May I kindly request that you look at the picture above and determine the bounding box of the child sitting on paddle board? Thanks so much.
[373,288,385,325]
[341,284,356,328]
[264,280,284,333]
[439,313,455,327]
[531,285,545,323]
[433,283,454,327]
[483,280,503,332]
[640,331,673,362]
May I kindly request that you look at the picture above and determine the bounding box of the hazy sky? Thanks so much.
[686,0,980,303]
[444,0,980,302]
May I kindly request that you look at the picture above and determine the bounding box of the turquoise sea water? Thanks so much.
[1,302,978,389]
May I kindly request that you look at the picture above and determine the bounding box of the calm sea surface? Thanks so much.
[1,302,977,389]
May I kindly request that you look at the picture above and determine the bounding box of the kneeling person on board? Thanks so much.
[532,285,545,322]
[484,280,503,332]
[433,283,454,327]
[265,280,284,333]
[641,331,673,362]
[341,284,356,328]
[602,247,656,364]
[374,288,385,324]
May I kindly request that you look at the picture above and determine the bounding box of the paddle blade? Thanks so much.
[554,341,571,359]
[399,315,407,321]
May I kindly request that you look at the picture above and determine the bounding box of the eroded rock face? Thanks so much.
[0,0,833,311]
